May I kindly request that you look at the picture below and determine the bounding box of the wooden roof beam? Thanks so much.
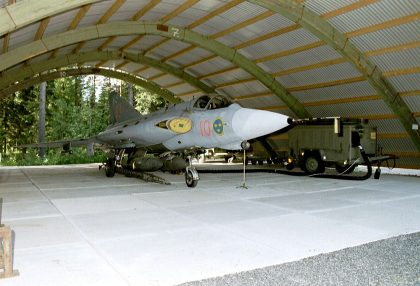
[72,0,125,54]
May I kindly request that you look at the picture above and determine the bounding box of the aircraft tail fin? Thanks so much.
[109,91,143,125]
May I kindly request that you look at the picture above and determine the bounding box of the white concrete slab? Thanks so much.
[0,164,419,286]
[94,226,287,286]
[1,243,127,286]
[10,216,83,249]
[253,192,361,213]
[2,200,60,221]
[170,200,291,224]
[51,194,159,216]
[69,208,200,242]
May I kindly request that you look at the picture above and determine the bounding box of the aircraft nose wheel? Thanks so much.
[185,165,199,188]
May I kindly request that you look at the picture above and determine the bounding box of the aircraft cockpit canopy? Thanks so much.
[193,95,230,110]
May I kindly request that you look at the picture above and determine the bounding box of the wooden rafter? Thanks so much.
[50,4,92,58]
[2,34,10,54]
[143,0,244,54]
[1,1,15,54]
[234,90,419,108]
[383,66,420,77]
[97,0,161,52]
[72,0,126,54]
[346,12,420,38]
[321,0,379,20]
[182,5,419,78]
[121,0,198,52]
[115,0,198,70]
[34,17,51,40]
[365,41,420,57]
[156,11,277,72]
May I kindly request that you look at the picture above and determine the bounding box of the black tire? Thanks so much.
[258,160,263,165]
[335,163,357,174]
[302,153,325,174]
[185,169,198,188]
[286,163,295,170]
[105,158,116,177]
[251,160,257,165]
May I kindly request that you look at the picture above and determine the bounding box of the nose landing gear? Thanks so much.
[185,156,199,187]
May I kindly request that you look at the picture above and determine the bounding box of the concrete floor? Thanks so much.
[0,164,419,286]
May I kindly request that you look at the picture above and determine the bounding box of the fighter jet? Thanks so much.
[22,92,291,187]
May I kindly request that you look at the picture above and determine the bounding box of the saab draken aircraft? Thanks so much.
[23,93,291,187]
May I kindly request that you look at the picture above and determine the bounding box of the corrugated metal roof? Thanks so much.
[304,0,359,15]
[128,35,166,52]
[327,0,419,33]
[257,45,342,73]
[235,95,284,109]
[369,119,406,133]
[277,62,362,87]
[146,39,191,59]
[77,1,113,27]
[44,9,79,38]
[217,80,269,96]
[167,82,197,95]
[350,22,420,52]
[9,22,39,51]
[387,74,420,92]
[403,95,420,112]
[306,100,392,117]
[379,138,417,152]
[187,57,235,77]
[154,74,181,86]
[369,48,420,71]
[292,81,377,103]
[240,28,320,59]
[170,48,214,68]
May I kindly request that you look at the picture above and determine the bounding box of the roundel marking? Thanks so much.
[213,118,224,135]
[168,117,192,134]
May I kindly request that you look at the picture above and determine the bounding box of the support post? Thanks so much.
[0,225,19,278]
[38,82,46,157]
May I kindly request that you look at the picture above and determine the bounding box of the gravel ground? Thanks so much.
[178,232,420,286]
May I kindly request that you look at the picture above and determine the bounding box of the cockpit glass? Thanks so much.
[193,95,230,110]
[193,96,211,109]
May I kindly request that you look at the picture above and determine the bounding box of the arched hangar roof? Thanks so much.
[0,0,419,168]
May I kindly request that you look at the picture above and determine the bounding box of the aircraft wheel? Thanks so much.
[105,158,116,177]
[302,153,325,175]
[185,169,198,188]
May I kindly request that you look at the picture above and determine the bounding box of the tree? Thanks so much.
[38,82,46,157]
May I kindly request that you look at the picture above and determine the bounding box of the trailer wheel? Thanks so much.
[286,163,294,170]
[302,153,325,174]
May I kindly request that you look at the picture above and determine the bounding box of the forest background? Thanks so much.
[0,75,165,166]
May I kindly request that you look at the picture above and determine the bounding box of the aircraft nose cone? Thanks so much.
[232,108,290,140]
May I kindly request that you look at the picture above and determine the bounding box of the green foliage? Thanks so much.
[134,85,166,114]
[0,75,163,166]
[0,148,106,166]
